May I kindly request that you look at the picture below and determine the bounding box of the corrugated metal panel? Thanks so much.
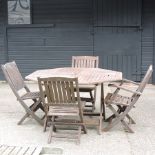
[7,0,93,77]
[94,27,141,81]
[1,0,155,83]
[141,0,154,81]
[93,0,142,81]
[0,0,5,58]
[94,0,141,26]
[7,26,93,76]
[0,0,6,79]
[32,0,93,24]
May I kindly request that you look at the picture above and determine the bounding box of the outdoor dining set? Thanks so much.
[1,56,153,144]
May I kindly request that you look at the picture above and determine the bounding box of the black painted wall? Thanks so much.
[0,0,155,82]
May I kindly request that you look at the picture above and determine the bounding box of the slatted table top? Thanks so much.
[25,67,122,84]
[0,145,42,155]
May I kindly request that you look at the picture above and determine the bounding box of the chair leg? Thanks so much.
[31,98,44,112]
[38,102,44,112]
[77,126,81,145]
[28,108,44,125]
[79,111,87,134]
[82,124,87,134]
[89,91,95,111]
[103,105,122,131]
[121,120,134,133]
[48,125,53,144]
[48,116,54,144]
[18,99,44,125]
[18,101,40,125]
[126,114,136,124]
[18,113,29,125]
[105,114,115,122]
[18,111,43,126]
[103,105,135,133]
[105,107,122,122]
[43,116,48,132]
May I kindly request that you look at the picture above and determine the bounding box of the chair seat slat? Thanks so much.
[21,92,40,100]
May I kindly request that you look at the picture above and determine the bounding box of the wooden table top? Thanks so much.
[25,67,122,84]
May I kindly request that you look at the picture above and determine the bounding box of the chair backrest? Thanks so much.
[38,77,81,105]
[1,61,25,92]
[136,65,153,93]
[72,56,99,68]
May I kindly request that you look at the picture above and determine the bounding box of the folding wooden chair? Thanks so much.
[72,56,99,111]
[1,61,44,125]
[38,77,87,144]
[103,65,153,133]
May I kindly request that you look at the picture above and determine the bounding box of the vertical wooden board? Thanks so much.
[102,56,106,69]
[94,28,141,81]
[122,55,128,78]
[107,55,113,69]
[94,0,141,26]
[97,0,103,26]
[0,0,6,80]
[112,55,118,71]
[141,0,154,83]
[127,56,132,80]
[153,24,155,83]
[131,55,138,81]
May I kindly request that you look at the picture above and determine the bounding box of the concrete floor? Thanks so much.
[0,82,155,155]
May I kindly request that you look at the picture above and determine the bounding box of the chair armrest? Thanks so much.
[108,83,142,95]
[122,78,140,85]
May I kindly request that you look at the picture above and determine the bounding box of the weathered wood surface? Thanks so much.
[1,61,44,126]
[26,67,122,84]
[103,65,153,133]
[72,56,99,112]
[38,77,87,143]
[72,56,99,68]
[26,67,122,134]
[0,145,42,155]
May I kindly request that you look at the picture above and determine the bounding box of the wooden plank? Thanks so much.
[24,147,37,155]
[2,146,15,155]
[0,146,41,155]
[8,146,22,155]
[16,147,29,155]
[32,147,42,155]
[0,145,9,154]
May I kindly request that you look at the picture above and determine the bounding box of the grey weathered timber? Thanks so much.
[72,56,99,68]
[38,77,87,144]
[26,67,122,134]
[0,145,42,155]
[1,61,44,125]
[103,65,153,133]
[72,56,99,112]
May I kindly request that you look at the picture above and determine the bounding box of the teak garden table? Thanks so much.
[26,67,122,134]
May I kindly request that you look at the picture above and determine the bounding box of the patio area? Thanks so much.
[0,82,155,155]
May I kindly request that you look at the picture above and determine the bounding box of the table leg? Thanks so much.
[83,83,105,134]
[101,83,105,120]
[99,83,105,134]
